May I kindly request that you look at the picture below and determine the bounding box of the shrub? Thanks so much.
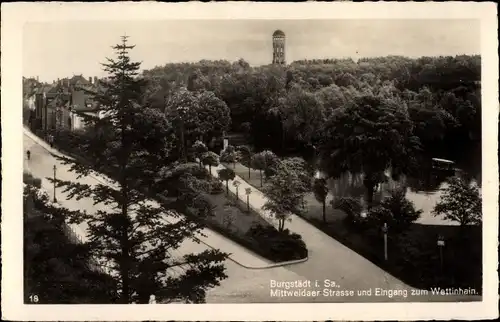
[23,171,42,188]
[246,224,308,261]
[366,188,422,235]
[156,164,212,196]
[202,151,220,173]
[208,178,224,195]
[332,197,367,230]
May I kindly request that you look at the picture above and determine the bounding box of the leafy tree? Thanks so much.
[251,150,279,187]
[319,94,421,210]
[192,140,208,167]
[202,151,220,173]
[279,157,313,190]
[165,87,200,161]
[220,145,239,169]
[366,188,422,235]
[52,36,227,304]
[217,168,236,196]
[433,177,482,227]
[313,178,329,223]
[262,161,309,231]
[196,90,231,143]
[332,197,365,228]
[280,85,325,147]
[236,145,253,179]
[165,89,230,153]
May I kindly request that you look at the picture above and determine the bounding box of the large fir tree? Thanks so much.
[53,36,227,304]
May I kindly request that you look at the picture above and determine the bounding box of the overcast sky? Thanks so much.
[23,19,480,83]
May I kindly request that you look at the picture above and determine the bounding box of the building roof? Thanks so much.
[69,74,91,86]
[35,85,54,95]
[273,29,285,37]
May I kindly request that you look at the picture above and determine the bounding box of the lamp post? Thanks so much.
[437,234,445,272]
[233,180,241,201]
[245,188,252,213]
[53,165,57,203]
[382,222,388,261]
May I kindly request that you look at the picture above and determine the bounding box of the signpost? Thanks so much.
[245,188,252,213]
[437,235,445,271]
[233,180,241,201]
[382,222,388,261]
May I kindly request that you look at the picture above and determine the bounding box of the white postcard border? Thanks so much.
[1,2,498,321]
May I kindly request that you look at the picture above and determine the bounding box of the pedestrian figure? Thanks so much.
[49,134,54,148]
[26,150,31,160]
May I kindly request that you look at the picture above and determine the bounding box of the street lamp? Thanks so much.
[382,222,388,261]
[53,165,57,203]
[233,180,241,201]
[245,187,252,213]
[437,234,445,272]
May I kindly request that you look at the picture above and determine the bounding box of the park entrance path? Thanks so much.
[209,163,481,302]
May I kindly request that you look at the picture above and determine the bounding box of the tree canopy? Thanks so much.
[262,159,310,231]
[319,94,421,208]
[433,177,482,226]
[139,55,480,169]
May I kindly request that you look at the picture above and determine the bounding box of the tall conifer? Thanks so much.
[53,36,227,304]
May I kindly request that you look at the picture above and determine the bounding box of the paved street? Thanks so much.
[24,130,481,303]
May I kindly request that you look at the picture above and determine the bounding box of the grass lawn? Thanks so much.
[224,162,265,189]
[203,190,270,241]
[200,185,308,263]
[228,161,482,292]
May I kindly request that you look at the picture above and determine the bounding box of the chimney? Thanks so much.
[88,77,92,84]
[36,76,39,82]
[94,76,98,86]
[57,78,61,86]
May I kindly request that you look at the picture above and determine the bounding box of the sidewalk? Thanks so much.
[22,128,305,270]
[208,162,415,290]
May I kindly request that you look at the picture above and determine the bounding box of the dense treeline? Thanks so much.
[141,55,481,173]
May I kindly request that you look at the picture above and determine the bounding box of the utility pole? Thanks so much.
[53,165,57,203]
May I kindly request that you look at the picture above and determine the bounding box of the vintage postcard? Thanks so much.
[1,1,498,321]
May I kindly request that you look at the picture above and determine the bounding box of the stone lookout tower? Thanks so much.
[272,30,286,65]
